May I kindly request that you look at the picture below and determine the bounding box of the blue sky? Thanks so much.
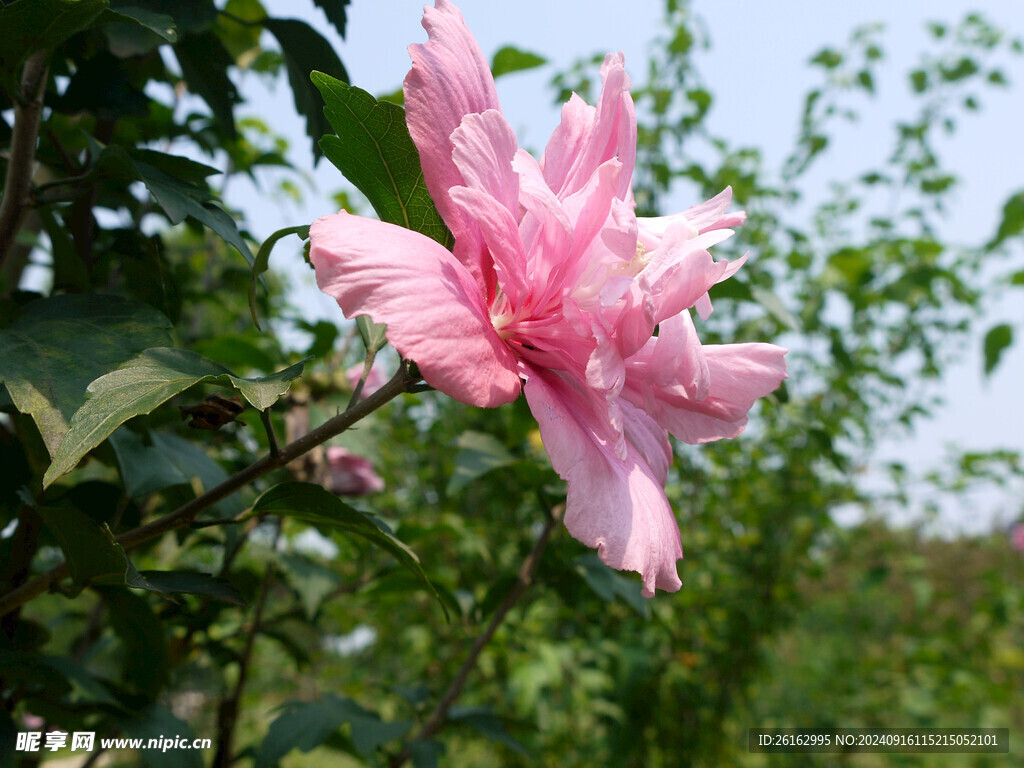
[238,0,1024,533]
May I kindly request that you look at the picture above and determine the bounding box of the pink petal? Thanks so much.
[619,399,673,486]
[404,0,501,297]
[449,185,529,302]
[524,368,683,597]
[310,211,521,407]
[631,341,788,444]
[450,109,520,214]
[552,54,636,201]
[540,93,596,195]
[640,222,732,324]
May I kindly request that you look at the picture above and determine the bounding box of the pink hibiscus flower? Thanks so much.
[326,446,385,496]
[310,0,787,596]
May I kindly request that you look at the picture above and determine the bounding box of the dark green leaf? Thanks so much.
[0,0,107,92]
[122,705,203,768]
[983,323,1013,376]
[135,160,254,264]
[174,31,239,138]
[111,0,216,34]
[0,294,172,456]
[278,553,341,618]
[573,553,650,618]
[910,69,928,93]
[255,695,404,768]
[249,224,310,329]
[249,482,444,613]
[409,739,445,768]
[44,349,306,488]
[312,0,350,38]
[264,18,349,161]
[59,51,150,118]
[356,315,388,354]
[100,5,177,41]
[38,207,89,292]
[97,587,169,699]
[42,655,122,707]
[448,706,529,757]
[313,72,452,247]
[490,46,547,79]
[134,571,246,605]
[37,507,129,588]
[447,431,517,494]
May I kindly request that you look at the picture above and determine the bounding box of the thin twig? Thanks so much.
[0,363,418,618]
[212,522,280,768]
[260,409,280,458]
[388,506,562,768]
[0,50,49,287]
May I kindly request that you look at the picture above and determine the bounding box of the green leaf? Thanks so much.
[249,482,444,614]
[57,142,253,265]
[109,429,246,518]
[983,323,1013,376]
[136,160,254,264]
[133,571,246,605]
[97,587,169,699]
[278,553,342,619]
[573,554,650,618]
[37,507,129,588]
[490,46,547,79]
[809,48,842,69]
[910,69,928,93]
[100,5,177,41]
[311,0,350,39]
[0,294,172,456]
[256,695,409,768]
[99,5,177,55]
[312,72,452,247]
[173,31,239,138]
[264,18,349,161]
[750,285,801,332]
[987,190,1024,249]
[448,706,529,757]
[0,0,107,92]
[356,315,388,354]
[409,740,445,768]
[249,224,310,329]
[447,431,518,495]
[122,705,204,768]
[44,349,307,488]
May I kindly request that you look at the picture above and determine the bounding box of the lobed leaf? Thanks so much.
[312,72,452,246]
[0,294,172,456]
[44,349,307,488]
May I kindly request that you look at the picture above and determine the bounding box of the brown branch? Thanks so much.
[0,362,418,618]
[0,50,49,286]
[388,505,561,768]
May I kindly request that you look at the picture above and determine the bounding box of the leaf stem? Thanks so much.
[0,362,419,618]
[387,505,561,768]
